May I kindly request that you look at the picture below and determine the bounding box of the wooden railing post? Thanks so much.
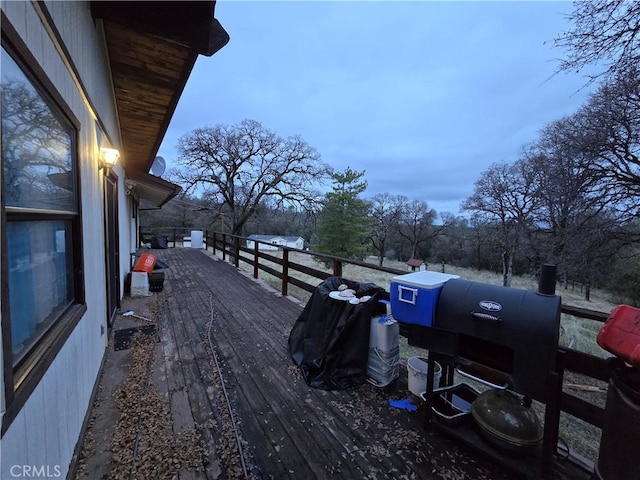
[222,234,226,261]
[282,248,289,296]
[253,241,259,278]
[332,259,342,278]
[172,228,177,248]
[234,236,240,268]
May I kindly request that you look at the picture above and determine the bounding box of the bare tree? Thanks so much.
[175,119,331,235]
[396,198,442,261]
[564,210,625,301]
[552,0,640,83]
[367,193,405,266]
[467,213,494,271]
[524,114,615,295]
[430,214,475,269]
[463,160,539,287]
[579,69,640,213]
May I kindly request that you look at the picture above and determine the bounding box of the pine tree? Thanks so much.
[316,168,370,262]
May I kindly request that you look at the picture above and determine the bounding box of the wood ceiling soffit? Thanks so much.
[106,23,189,81]
[103,21,194,172]
[90,1,228,57]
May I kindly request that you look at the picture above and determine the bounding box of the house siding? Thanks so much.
[1,1,125,477]
[247,236,305,251]
[247,240,280,251]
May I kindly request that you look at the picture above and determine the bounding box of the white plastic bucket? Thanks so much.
[407,356,441,397]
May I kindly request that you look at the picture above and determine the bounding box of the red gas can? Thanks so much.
[597,305,640,368]
[133,253,157,274]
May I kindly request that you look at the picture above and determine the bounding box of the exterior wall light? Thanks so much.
[100,147,120,171]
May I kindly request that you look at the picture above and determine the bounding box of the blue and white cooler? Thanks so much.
[390,271,460,326]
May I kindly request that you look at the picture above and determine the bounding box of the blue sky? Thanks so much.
[158,1,597,216]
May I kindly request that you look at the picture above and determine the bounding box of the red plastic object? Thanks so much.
[597,305,640,368]
[133,253,156,274]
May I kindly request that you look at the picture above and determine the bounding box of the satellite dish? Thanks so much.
[151,156,166,177]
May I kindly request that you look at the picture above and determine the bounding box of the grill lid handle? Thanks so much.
[471,312,503,325]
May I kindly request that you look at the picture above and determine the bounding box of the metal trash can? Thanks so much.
[594,366,640,479]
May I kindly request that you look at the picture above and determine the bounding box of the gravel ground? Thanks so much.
[74,330,211,480]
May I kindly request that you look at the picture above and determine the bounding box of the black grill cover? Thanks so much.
[435,279,561,400]
[288,277,387,390]
[150,234,168,249]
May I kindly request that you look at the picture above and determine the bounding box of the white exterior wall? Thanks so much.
[129,199,139,269]
[247,240,279,251]
[114,169,133,293]
[259,241,280,251]
[43,0,132,297]
[247,237,304,251]
[1,1,125,477]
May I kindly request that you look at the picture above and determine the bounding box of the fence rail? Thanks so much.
[207,232,613,434]
[139,226,208,248]
[142,227,613,464]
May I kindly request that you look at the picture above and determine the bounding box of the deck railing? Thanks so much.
[139,226,208,249]
[205,232,611,443]
[140,227,611,467]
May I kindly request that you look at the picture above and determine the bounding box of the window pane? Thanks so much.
[1,47,76,212]
[7,221,74,362]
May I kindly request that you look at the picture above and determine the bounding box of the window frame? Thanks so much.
[1,18,86,436]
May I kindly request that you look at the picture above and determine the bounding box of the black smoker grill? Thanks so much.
[405,266,563,479]
[435,278,561,401]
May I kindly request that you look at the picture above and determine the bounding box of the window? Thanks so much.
[1,41,84,409]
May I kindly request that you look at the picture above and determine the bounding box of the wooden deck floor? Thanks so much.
[76,248,593,480]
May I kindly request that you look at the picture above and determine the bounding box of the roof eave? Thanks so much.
[126,171,183,209]
[91,1,229,176]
